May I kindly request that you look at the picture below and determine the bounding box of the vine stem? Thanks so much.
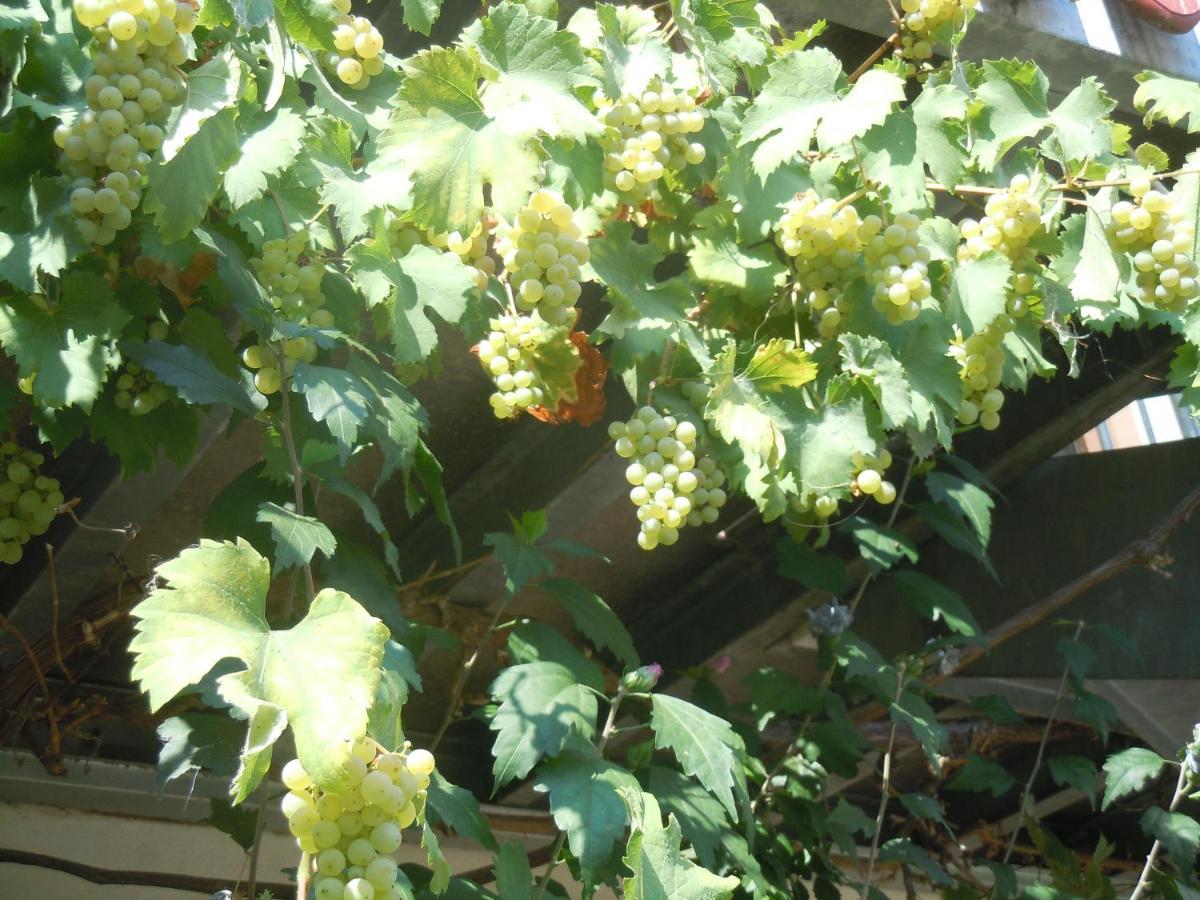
[429,591,516,752]
[532,687,627,899]
[751,455,915,814]
[295,851,311,900]
[278,371,317,604]
[860,671,907,900]
[923,168,1200,201]
[1001,621,1085,865]
[849,33,899,83]
[247,787,269,899]
[1128,762,1190,900]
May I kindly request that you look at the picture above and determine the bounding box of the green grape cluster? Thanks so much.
[610,406,727,551]
[949,324,1006,430]
[58,0,194,245]
[959,174,1045,317]
[850,448,897,506]
[113,360,171,415]
[895,0,977,65]
[282,740,434,900]
[776,191,864,339]
[1109,175,1199,313]
[595,78,706,202]
[243,230,330,397]
[860,212,932,325]
[477,315,555,419]
[0,444,64,566]
[326,0,385,89]
[495,190,589,326]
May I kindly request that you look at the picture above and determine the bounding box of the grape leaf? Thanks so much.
[427,772,499,852]
[688,215,787,306]
[890,692,948,773]
[316,147,413,242]
[739,47,904,177]
[718,142,811,241]
[649,694,744,819]
[223,106,307,208]
[468,2,600,142]
[0,271,127,410]
[1048,77,1115,163]
[255,501,337,573]
[366,640,415,751]
[207,796,258,851]
[508,621,605,691]
[347,240,477,365]
[776,538,849,594]
[534,748,638,883]
[913,83,968,188]
[1141,808,1200,876]
[949,752,1016,797]
[86,392,201,476]
[275,0,336,51]
[971,59,1051,171]
[494,841,533,898]
[860,110,924,213]
[592,3,671,98]
[1102,748,1167,810]
[129,539,390,794]
[379,46,540,233]
[670,0,770,94]
[623,792,739,900]
[0,175,83,292]
[743,339,817,391]
[925,470,992,549]
[1047,755,1099,809]
[402,0,443,35]
[540,578,639,668]
[947,254,1012,334]
[1134,70,1200,134]
[890,570,980,636]
[122,340,264,415]
[489,661,597,787]
[348,358,426,489]
[145,107,241,243]
[291,363,373,462]
[155,712,242,793]
[421,820,452,893]
[162,47,242,162]
[879,838,953,886]
[783,393,875,496]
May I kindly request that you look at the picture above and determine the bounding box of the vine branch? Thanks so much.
[1128,762,1190,900]
[860,670,907,900]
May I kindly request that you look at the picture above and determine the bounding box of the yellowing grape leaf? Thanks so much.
[129,539,389,796]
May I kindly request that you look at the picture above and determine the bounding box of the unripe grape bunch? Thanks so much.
[112,359,171,416]
[242,230,331,397]
[1108,174,1199,313]
[596,77,706,203]
[326,0,386,89]
[776,191,864,340]
[476,314,562,419]
[895,0,978,66]
[850,449,897,506]
[0,444,64,566]
[58,0,195,245]
[281,740,435,900]
[958,174,1043,264]
[495,190,589,326]
[611,407,727,551]
[860,212,932,325]
[948,324,1006,431]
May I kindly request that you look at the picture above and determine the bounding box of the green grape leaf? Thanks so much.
[469,2,600,142]
[367,640,417,751]
[1048,77,1115,163]
[718,142,811,241]
[223,106,307,208]
[145,107,241,243]
[348,358,426,489]
[508,621,605,691]
[483,519,554,597]
[207,796,258,851]
[316,148,413,242]
[0,176,83,293]
[489,661,597,787]
[1070,197,1130,315]
[912,83,968,188]
[878,838,953,886]
[1141,808,1200,876]
[317,477,402,579]
[623,792,739,900]
[899,793,951,832]
[776,538,849,594]
[838,333,917,431]
[925,470,992,549]
[861,109,924,213]
[534,748,639,883]
[380,46,540,233]
[1047,755,1099,809]
[156,712,242,793]
[540,578,639,668]
[347,240,477,365]
[255,501,337,573]
[592,3,671,98]
[494,841,534,898]
[890,569,980,636]
[688,217,787,306]
[739,47,904,176]
[129,539,390,793]
[275,0,336,51]
[649,694,744,819]
[0,272,127,410]
[1102,747,1167,810]
[971,59,1051,171]
[122,340,264,415]
[743,339,818,391]
[87,392,201,476]
[842,517,918,574]
[592,221,693,367]
[949,752,1016,797]
[402,0,443,35]
[670,0,770,94]
[161,47,242,162]
[1134,70,1200,134]
[427,772,499,852]
[291,363,373,462]
[421,820,453,893]
[947,254,1012,334]
[783,393,874,496]
[889,692,947,773]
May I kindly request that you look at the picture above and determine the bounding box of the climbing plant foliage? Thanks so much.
[2,0,1200,897]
